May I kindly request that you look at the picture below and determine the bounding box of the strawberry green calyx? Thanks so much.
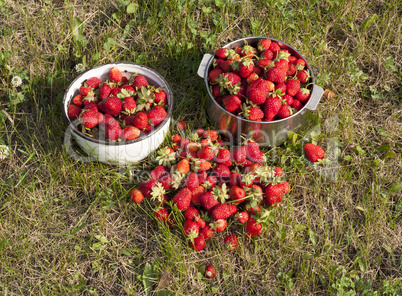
[136,86,155,112]
[116,88,136,99]
[212,183,229,204]
[254,165,276,184]
[150,182,166,203]
[275,50,291,61]
[155,147,176,167]
[226,49,238,60]
[171,171,186,189]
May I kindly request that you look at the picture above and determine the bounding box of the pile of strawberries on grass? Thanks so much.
[130,122,291,253]
[67,67,168,142]
[208,38,312,121]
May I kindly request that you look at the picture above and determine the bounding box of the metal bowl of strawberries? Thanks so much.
[197,36,324,146]
[62,62,173,165]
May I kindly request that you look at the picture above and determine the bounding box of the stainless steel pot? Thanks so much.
[197,36,324,146]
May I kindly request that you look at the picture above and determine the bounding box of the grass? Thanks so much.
[0,0,401,295]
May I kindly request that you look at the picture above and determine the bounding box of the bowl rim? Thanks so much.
[203,36,316,124]
[62,62,174,146]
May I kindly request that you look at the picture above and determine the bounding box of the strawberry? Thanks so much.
[139,179,158,198]
[109,67,122,83]
[238,58,255,78]
[246,204,261,215]
[172,188,192,210]
[217,59,232,72]
[111,87,121,96]
[264,183,283,206]
[215,48,229,59]
[229,171,241,187]
[229,186,246,203]
[132,112,148,129]
[304,143,325,162]
[286,79,301,97]
[200,225,215,241]
[191,185,205,206]
[202,129,219,141]
[267,67,287,83]
[150,165,169,181]
[79,86,92,96]
[72,94,84,106]
[211,204,237,220]
[147,105,167,125]
[184,173,200,191]
[296,88,310,102]
[232,146,247,164]
[176,158,190,174]
[262,49,274,60]
[264,94,283,121]
[287,63,297,76]
[296,58,306,70]
[208,68,224,84]
[291,99,302,110]
[105,124,122,140]
[257,39,272,52]
[210,219,227,233]
[183,208,200,221]
[130,188,144,203]
[236,211,249,223]
[205,265,217,279]
[288,56,297,64]
[122,126,140,141]
[200,192,220,212]
[246,78,271,105]
[297,69,309,83]
[275,82,287,95]
[243,105,264,121]
[183,219,200,239]
[257,58,273,70]
[268,42,281,57]
[154,207,169,223]
[197,146,215,161]
[274,166,283,177]
[132,74,149,89]
[80,110,103,129]
[83,102,98,112]
[224,234,238,251]
[68,104,82,120]
[98,96,122,116]
[121,96,136,115]
[215,148,231,164]
[276,104,293,119]
[241,42,256,58]
[246,218,262,238]
[222,94,241,112]
[245,142,264,162]
[212,85,225,97]
[190,235,205,251]
[85,77,101,88]
[281,181,291,194]
[283,94,294,106]
[216,72,241,94]
[246,73,259,84]
[203,175,218,190]
[214,164,231,181]
[102,113,118,127]
[154,88,167,104]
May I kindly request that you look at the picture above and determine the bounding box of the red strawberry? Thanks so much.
[274,82,287,95]
[276,104,293,119]
[202,129,219,141]
[222,95,241,112]
[183,219,200,239]
[183,208,200,221]
[210,219,227,232]
[215,48,229,59]
[288,56,297,64]
[229,172,241,187]
[132,74,149,89]
[286,79,301,97]
[217,59,232,72]
[214,164,231,181]
[68,104,82,120]
[122,96,136,115]
[267,67,287,83]
[200,192,220,212]
[296,88,310,102]
[185,173,200,191]
[154,207,169,223]
[257,39,272,52]
[283,94,294,106]
[190,235,205,251]
[130,189,144,203]
[264,94,283,121]
[304,143,325,162]
[109,67,122,83]
[281,181,291,194]
[98,96,122,116]
[150,165,169,181]
[111,87,121,96]
[148,105,167,125]
[246,218,262,238]
[102,113,118,127]
[197,146,215,161]
[172,134,181,143]
[246,73,259,84]
[211,204,237,220]
[205,265,217,279]
[236,211,249,223]
[212,84,225,97]
[262,49,274,60]
[245,142,264,162]
[72,94,84,106]
[287,63,297,76]
[291,99,302,110]
[224,234,238,251]
[85,77,101,88]
[172,188,192,210]
[154,88,167,104]
[80,110,103,129]
[268,42,281,56]
[264,183,284,206]
[122,126,140,141]
[200,225,215,241]
[238,58,255,78]
[244,106,264,121]
[132,112,148,129]
[216,72,241,93]
[241,43,255,58]
[79,86,92,96]
[191,186,205,206]
[215,148,231,164]
[274,166,283,177]
[83,102,98,112]
[176,158,190,174]
[229,186,246,203]
[139,179,157,198]
[105,124,122,140]
[208,68,224,84]
[246,78,271,105]
[297,69,309,83]
[296,58,306,70]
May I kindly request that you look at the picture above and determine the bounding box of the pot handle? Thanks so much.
[305,84,324,111]
[197,53,214,78]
